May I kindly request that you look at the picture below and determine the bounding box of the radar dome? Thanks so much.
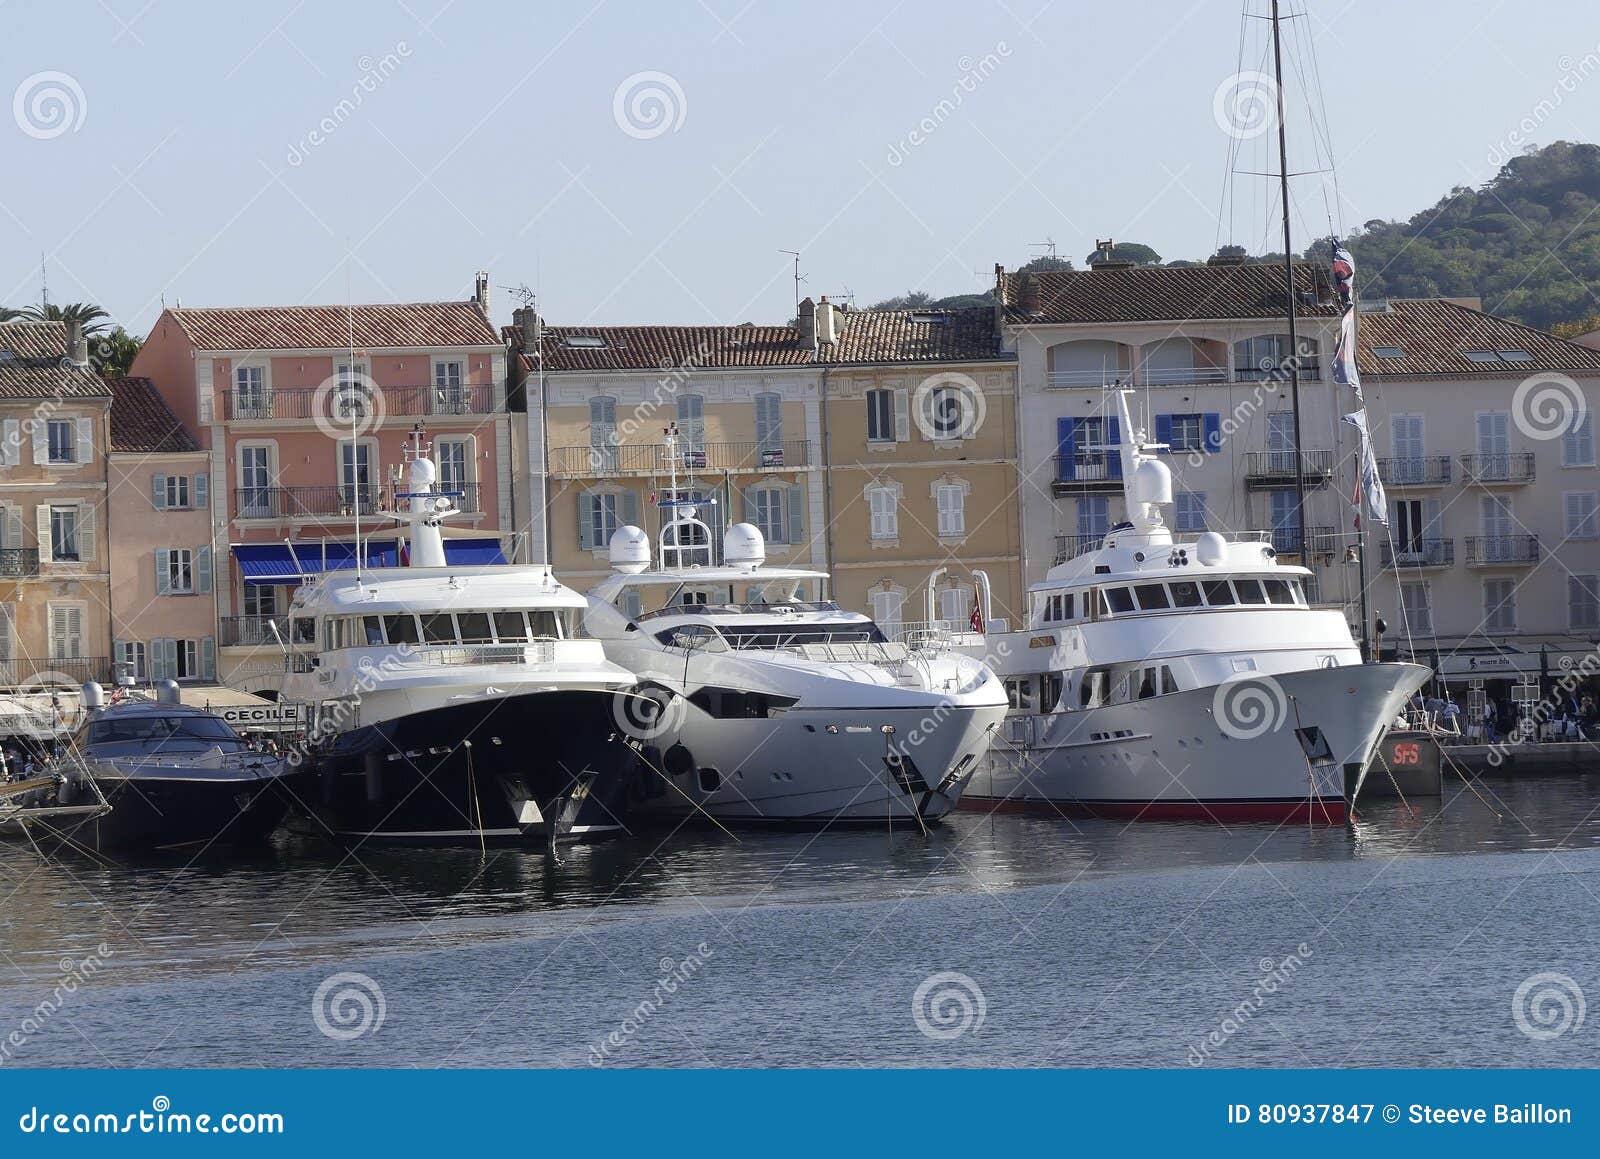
[723,522,766,567]
[409,456,437,490]
[608,525,652,573]
[1132,458,1172,505]
[1195,531,1228,566]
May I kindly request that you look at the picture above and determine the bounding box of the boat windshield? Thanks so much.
[87,714,246,750]
[655,620,887,650]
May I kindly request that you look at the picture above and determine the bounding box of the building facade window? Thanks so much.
[166,548,194,594]
[1563,412,1595,467]
[234,365,267,415]
[579,489,637,551]
[935,483,965,537]
[1483,578,1517,632]
[867,485,899,540]
[1564,491,1598,539]
[866,389,894,442]
[165,475,191,509]
[437,438,471,505]
[1077,495,1109,537]
[48,604,84,660]
[1476,411,1510,458]
[754,392,783,452]
[50,506,78,561]
[238,445,273,515]
[433,359,466,410]
[749,487,787,544]
[938,584,973,626]
[1167,414,1202,452]
[1174,491,1208,532]
[676,393,704,449]
[1400,582,1432,635]
[870,588,904,633]
[1571,575,1600,630]
[47,420,76,464]
[116,641,147,681]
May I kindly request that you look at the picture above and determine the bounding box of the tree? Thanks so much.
[23,301,112,337]
[91,326,142,377]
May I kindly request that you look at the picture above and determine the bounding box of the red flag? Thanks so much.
[970,599,984,634]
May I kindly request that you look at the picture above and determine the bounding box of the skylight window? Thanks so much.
[1495,349,1534,361]
[1372,345,1405,359]
[563,335,606,348]
[1463,350,1502,363]
[907,312,948,325]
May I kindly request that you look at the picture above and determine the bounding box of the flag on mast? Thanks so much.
[969,598,984,635]
[1341,410,1388,527]
[1330,240,1363,400]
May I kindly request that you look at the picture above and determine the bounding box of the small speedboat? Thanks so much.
[5,680,299,855]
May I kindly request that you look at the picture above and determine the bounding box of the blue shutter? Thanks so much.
[787,485,804,543]
[1056,418,1079,481]
[1106,417,1123,478]
[194,473,209,509]
[620,490,639,528]
[1153,414,1172,450]
[196,545,213,594]
[578,494,594,550]
[155,549,171,595]
[152,474,167,509]
[1202,413,1222,453]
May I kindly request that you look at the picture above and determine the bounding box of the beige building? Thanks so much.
[106,376,217,684]
[0,320,114,697]
[510,298,1021,629]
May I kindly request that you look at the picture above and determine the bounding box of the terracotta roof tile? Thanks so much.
[165,300,499,352]
[0,320,113,399]
[109,376,202,453]
[1355,298,1600,378]
[999,262,1339,324]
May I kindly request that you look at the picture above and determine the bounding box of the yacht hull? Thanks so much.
[960,662,1429,824]
[627,700,1006,825]
[12,764,297,855]
[302,689,640,844]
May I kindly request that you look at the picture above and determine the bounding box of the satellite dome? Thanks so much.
[723,522,766,567]
[1195,531,1228,566]
[409,456,437,490]
[1132,458,1172,505]
[608,525,652,573]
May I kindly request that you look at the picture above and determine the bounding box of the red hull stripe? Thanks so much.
[959,796,1349,824]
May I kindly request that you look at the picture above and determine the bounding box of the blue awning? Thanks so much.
[233,539,507,585]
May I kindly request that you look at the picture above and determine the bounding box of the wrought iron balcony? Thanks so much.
[1268,525,1338,555]
[1466,535,1540,566]
[1377,456,1452,487]
[0,656,112,688]
[1051,454,1122,494]
[0,547,40,578]
[219,616,289,648]
[234,483,480,519]
[220,383,496,422]
[549,440,810,477]
[1459,453,1535,484]
[1243,449,1334,490]
[1380,539,1455,569]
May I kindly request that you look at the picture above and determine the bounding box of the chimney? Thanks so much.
[1018,272,1043,315]
[797,296,817,350]
[474,270,490,316]
[65,318,88,366]
[1087,238,1132,269]
[816,295,839,346]
[512,306,542,355]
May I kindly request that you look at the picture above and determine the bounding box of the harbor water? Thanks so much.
[2,772,1598,1068]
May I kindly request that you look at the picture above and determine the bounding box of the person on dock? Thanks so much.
[1482,700,1499,745]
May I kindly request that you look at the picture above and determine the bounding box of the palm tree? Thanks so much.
[0,307,23,323]
[23,301,111,337]
[91,326,142,378]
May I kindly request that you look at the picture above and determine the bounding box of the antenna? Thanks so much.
[500,283,537,307]
[780,250,805,319]
[1029,237,1057,261]
[39,252,47,311]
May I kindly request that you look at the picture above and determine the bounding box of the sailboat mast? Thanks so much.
[1270,0,1308,563]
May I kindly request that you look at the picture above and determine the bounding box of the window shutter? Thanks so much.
[35,505,52,560]
[194,473,208,510]
[893,389,909,442]
[197,545,213,594]
[1,419,18,466]
[202,636,216,681]
[1202,413,1222,452]
[787,485,804,543]
[740,486,754,524]
[620,490,639,527]
[1057,418,1078,480]
[1106,417,1123,478]
[166,638,180,678]
[1424,499,1443,539]
[75,418,93,464]
[578,495,594,550]
[152,474,168,509]
[155,549,172,595]
[1154,414,1173,449]
[0,504,16,549]
[76,503,95,562]
[30,420,48,466]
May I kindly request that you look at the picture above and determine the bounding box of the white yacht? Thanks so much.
[280,430,643,845]
[940,391,1429,823]
[582,439,1007,826]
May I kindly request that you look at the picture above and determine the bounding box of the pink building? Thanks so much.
[130,276,513,693]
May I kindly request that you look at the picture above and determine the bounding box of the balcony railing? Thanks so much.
[549,440,810,477]
[1243,449,1334,486]
[0,548,40,578]
[1137,365,1229,386]
[1043,366,1296,389]
[1051,455,1122,491]
[1466,535,1540,566]
[1377,456,1453,486]
[1053,533,1104,565]
[0,656,113,688]
[1459,453,1535,484]
[221,384,496,421]
[219,616,289,648]
[1236,360,1322,382]
[1381,539,1455,569]
[234,483,481,519]
[1268,525,1337,555]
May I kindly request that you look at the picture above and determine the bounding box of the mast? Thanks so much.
[1270,0,1309,564]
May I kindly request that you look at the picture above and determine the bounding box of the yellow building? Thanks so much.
[0,320,114,702]
[509,298,1020,630]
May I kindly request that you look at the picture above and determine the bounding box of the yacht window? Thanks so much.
[1110,669,1134,704]
[1262,578,1295,605]
[1041,673,1064,712]
[1234,578,1267,604]
[363,616,385,646]
[1170,581,1203,608]
[1202,580,1235,606]
[1005,677,1038,714]
[1062,592,1075,620]
[493,611,528,642]
[528,610,560,638]
[1160,665,1180,694]
[325,620,341,650]
[384,614,420,645]
[458,612,494,643]
[1288,581,1306,605]
[1081,668,1108,708]
[421,613,457,644]
[1137,668,1158,700]
[1105,587,1136,614]
[292,617,316,645]
[1134,584,1170,611]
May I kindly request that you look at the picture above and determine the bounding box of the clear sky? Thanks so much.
[3,0,1596,335]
